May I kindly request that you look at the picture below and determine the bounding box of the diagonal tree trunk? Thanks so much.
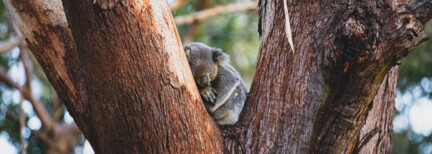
[5,0,223,153]
[4,0,432,153]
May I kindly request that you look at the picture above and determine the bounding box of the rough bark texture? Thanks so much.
[224,0,429,153]
[356,66,397,154]
[6,0,222,153]
[3,0,83,153]
[5,0,432,153]
[60,0,223,153]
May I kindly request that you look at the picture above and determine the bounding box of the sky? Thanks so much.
[394,78,432,136]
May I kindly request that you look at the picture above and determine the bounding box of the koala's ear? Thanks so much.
[212,48,229,64]
[184,46,191,56]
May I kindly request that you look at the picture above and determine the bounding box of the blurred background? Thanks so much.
[0,0,430,153]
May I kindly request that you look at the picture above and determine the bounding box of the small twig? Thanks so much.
[170,0,187,10]
[52,88,65,121]
[0,65,54,130]
[174,1,258,25]
[19,95,27,154]
[0,35,24,54]
[2,110,21,123]
[0,109,68,154]
[19,47,32,89]
[182,0,210,43]
[30,130,70,154]
[20,48,55,131]
[0,12,25,54]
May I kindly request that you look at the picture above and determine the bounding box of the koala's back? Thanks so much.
[206,63,248,125]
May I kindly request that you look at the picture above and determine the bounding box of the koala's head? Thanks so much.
[184,42,229,88]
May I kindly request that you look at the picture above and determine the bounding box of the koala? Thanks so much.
[184,42,248,125]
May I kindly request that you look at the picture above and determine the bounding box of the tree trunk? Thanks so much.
[224,0,428,153]
[355,66,397,154]
[6,0,222,153]
[5,0,431,153]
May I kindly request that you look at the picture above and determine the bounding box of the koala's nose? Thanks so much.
[201,76,210,86]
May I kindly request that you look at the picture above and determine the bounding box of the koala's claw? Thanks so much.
[201,87,217,103]
[211,88,217,95]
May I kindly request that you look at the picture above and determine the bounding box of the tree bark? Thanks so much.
[6,0,222,153]
[4,0,432,153]
[224,0,429,153]
[355,66,397,154]
[61,0,223,153]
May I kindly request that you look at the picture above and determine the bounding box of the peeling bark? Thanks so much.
[355,66,397,154]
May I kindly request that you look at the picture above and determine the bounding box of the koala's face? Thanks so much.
[184,43,219,88]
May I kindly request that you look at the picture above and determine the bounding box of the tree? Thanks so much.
[0,2,82,153]
[3,0,432,153]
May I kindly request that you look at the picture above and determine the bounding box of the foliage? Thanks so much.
[174,0,260,87]
[398,21,432,94]
[392,21,432,153]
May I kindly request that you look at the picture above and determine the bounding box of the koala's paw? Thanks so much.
[200,86,217,103]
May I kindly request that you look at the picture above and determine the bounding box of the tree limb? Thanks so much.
[182,0,210,44]
[20,48,32,90]
[0,93,76,154]
[1,110,21,125]
[407,0,432,24]
[0,35,24,54]
[19,96,27,154]
[174,1,258,25]
[170,0,187,10]
[51,88,65,121]
[3,0,87,112]
[0,66,54,130]
[30,130,70,154]
[0,109,53,150]
[0,15,24,54]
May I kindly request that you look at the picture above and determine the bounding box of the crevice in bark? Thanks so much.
[228,0,430,153]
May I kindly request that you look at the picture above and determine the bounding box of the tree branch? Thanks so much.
[174,1,258,25]
[0,15,24,54]
[3,0,88,113]
[0,109,53,150]
[1,110,21,125]
[51,88,65,121]
[181,0,210,44]
[0,35,24,54]
[30,130,70,154]
[20,48,32,90]
[407,0,432,24]
[170,0,187,10]
[19,96,27,154]
[0,66,54,130]
[0,93,75,154]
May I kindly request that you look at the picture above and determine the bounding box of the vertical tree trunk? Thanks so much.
[224,0,428,153]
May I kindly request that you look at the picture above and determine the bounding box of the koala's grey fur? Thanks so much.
[184,42,248,125]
